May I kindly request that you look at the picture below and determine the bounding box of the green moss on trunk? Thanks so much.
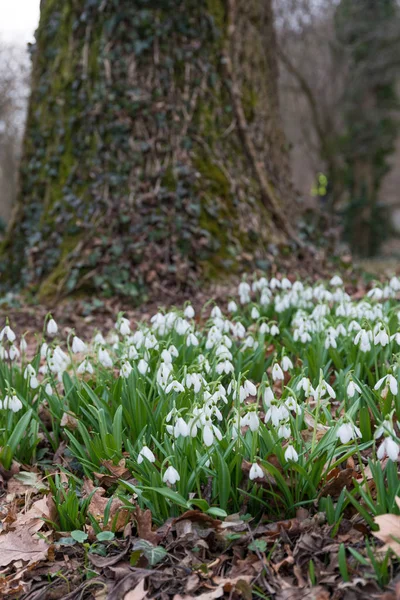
[1,0,291,300]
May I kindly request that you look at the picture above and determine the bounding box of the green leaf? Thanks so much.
[96,531,115,542]
[207,507,227,518]
[249,539,267,553]
[131,539,167,566]
[71,530,89,543]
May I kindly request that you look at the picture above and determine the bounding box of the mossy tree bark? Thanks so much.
[2,0,296,301]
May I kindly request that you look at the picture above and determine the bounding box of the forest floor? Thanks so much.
[0,251,400,600]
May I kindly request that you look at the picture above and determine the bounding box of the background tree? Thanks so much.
[335,0,400,257]
[1,0,296,301]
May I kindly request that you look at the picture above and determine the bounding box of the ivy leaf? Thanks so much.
[131,539,167,566]
[71,530,89,543]
[248,539,267,553]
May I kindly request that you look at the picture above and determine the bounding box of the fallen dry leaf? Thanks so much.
[83,479,130,531]
[124,578,148,600]
[373,512,400,556]
[0,528,49,566]
[13,495,56,535]
[133,507,160,545]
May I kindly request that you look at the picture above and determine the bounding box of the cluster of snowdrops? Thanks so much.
[0,274,400,521]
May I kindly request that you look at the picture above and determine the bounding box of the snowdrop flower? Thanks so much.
[374,326,389,347]
[166,380,185,394]
[251,307,260,320]
[330,275,343,287]
[163,466,180,485]
[239,380,257,401]
[40,343,49,359]
[285,396,302,415]
[211,306,223,319]
[116,317,131,336]
[277,422,291,438]
[2,393,23,413]
[169,345,179,358]
[228,300,238,313]
[249,463,264,480]
[270,324,280,336]
[337,421,362,444]
[325,332,337,349]
[186,333,199,347]
[0,325,16,343]
[263,386,274,406]
[281,277,292,290]
[265,403,289,426]
[216,360,234,375]
[93,332,106,345]
[9,345,19,361]
[284,445,299,462]
[354,329,372,353]
[184,305,195,319]
[377,437,399,461]
[77,359,94,375]
[374,417,395,439]
[120,362,133,378]
[20,338,27,353]
[47,318,58,336]
[390,332,400,345]
[238,282,251,304]
[175,318,191,336]
[138,358,149,375]
[45,383,53,396]
[347,380,361,398]
[138,445,156,464]
[374,374,398,397]
[72,336,86,354]
[185,373,203,393]
[240,411,260,432]
[98,347,113,368]
[272,363,284,382]
[259,323,270,335]
[297,377,312,395]
[367,287,383,301]
[281,356,293,372]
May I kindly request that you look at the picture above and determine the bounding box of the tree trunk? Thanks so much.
[2,0,295,301]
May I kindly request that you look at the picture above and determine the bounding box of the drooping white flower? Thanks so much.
[284,445,299,462]
[228,300,238,313]
[0,325,16,343]
[337,422,362,444]
[240,411,260,432]
[98,347,113,368]
[374,374,398,397]
[249,463,264,480]
[138,445,156,464]
[166,380,185,394]
[184,305,195,319]
[270,324,280,336]
[186,333,199,347]
[347,380,361,398]
[9,345,19,361]
[120,362,133,378]
[251,307,260,320]
[137,358,149,375]
[116,317,131,336]
[163,466,180,485]
[77,359,94,375]
[272,363,284,382]
[3,393,23,412]
[281,356,293,372]
[330,275,343,287]
[47,318,58,336]
[377,437,399,461]
[20,338,27,353]
[72,336,86,354]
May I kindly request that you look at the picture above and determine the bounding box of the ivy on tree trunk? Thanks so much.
[1,0,295,300]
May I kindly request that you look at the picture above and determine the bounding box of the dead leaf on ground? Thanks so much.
[124,577,148,600]
[12,495,56,535]
[94,459,131,487]
[373,510,400,556]
[83,479,131,532]
[133,507,160,545]
[0,528,49,566]
[7,471,47,498]
[318,468,358,498]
